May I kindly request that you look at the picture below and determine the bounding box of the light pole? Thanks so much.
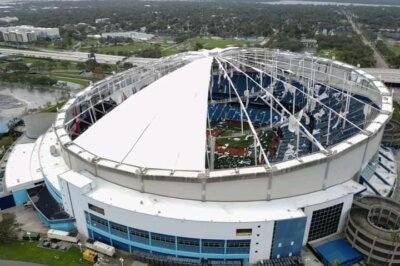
[119,257,124,266]
[26,231,31,242]
[78,242,83,252]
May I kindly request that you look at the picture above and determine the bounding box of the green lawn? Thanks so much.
[21,57,80,70]
[0,241,88,266]
[317,49,341,59]
[41,100,67,113]
[392,101,400,122]
[51,75,91,87]
[193,37,252,49]
[216,136,254,149]
[81,42,153,54]
[161,45,180,56]
[384,38,400,56]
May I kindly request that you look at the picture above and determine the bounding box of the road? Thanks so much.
[0,48,156,65]
[362,68,400,84]
[347,14,389,69]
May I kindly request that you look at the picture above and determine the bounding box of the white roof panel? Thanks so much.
[75,57,212,171]
[5,142,43,191]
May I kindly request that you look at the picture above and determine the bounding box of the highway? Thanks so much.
[362,68,400,84]
[0,48,156,65]
[347,14,389,69]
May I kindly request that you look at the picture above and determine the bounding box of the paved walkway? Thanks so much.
[1,205,48,236]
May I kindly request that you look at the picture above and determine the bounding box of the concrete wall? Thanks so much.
[23,113,57,139]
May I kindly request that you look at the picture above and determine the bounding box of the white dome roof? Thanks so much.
[75,57,213,171]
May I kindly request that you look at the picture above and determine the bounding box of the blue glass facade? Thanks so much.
[270,217,307,259]
[85,211,250,261]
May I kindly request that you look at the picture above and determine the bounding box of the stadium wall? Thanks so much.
[22,113,57,139]
[60,124,385,202]
[58,171,356,263]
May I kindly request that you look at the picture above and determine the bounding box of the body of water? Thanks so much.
[0,83,67,119]
[262,1,400,7]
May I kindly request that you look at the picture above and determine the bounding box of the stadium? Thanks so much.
[2,48,395,264]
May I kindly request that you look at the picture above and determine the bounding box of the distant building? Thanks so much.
[301,38,318,49]
[3,29,37,43]
[95,18,110,24]
[0,25,60,43]
[0,17,18,23]
[101,31,154,41]
[87,34,101,39]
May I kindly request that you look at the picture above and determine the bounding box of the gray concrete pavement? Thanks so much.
[1,205,48,236]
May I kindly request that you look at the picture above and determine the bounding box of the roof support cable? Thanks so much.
[218,56,327,153]
[227,55,368,135]
[215,57,271,168]
[236,52,381,113]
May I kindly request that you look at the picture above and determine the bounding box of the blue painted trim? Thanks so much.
[88,225,249,261]
[12,190,28,206]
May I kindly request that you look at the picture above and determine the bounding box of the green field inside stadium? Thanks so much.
[209,122,275,169]
[0,241,89,266]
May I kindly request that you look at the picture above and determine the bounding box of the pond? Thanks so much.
[0,83,68,119]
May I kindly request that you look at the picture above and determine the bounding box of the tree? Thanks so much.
[76,62,86,70]
[194,42,203,51]
[123,62,133,69]
[391,231,400,245]
[60,60,71,69]
[31,61,46,71]
[135,45,162,58]
[6,62,29,73]
[331,259,341,266]
[46,60,57,71]
[85,59,100,72]
[7,118,20,135]
[0,213,20,244]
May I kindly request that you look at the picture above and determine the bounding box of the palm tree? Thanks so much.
[391,231,400,246]
[331,259,341,266]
